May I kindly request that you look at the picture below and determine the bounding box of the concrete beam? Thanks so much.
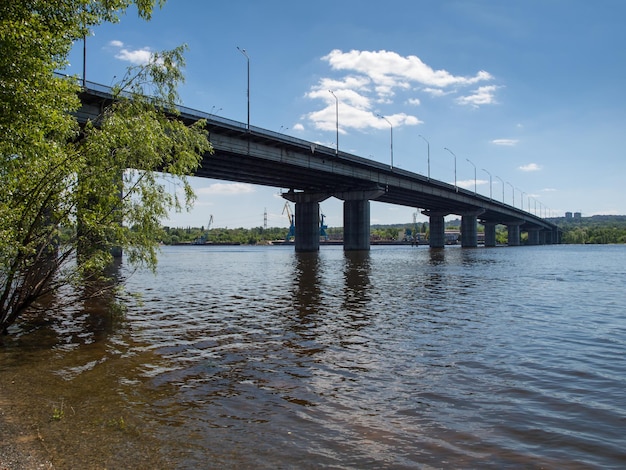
[334,188,385,201]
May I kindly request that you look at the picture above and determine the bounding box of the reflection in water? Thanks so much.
[428,247,446,266]
[342,250,372,316]
[292,251,321,319]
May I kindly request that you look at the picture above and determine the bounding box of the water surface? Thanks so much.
[1,244,625,468]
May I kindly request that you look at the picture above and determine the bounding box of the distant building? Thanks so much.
[574,212,582,220]
[565,212,573,220]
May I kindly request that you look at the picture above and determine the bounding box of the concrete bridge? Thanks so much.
[76,80,560,252]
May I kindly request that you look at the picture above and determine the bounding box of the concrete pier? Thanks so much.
[343,199,371,251]
[527,227,541,246]
[460,210,484,248]
[282,190,330,252]
[483,222,497,247]
[507,221,523,246]
[335,188,385,251]
[423,211,448,248]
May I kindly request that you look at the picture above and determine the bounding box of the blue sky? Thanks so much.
[66,0,626,229]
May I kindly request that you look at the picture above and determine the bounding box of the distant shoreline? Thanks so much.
[169,240,432,247]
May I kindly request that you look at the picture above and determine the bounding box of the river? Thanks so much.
[1,244,625,469]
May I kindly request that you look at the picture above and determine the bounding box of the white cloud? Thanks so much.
[305,93,422,133]
[197,183,255,195]
[116,47,153,65]
[109,40,153,65]
[423,87,450,97]
[491,139,519,146]
[323,49,492,88]
[519,163,541,172]
[457,85,499,107]
[457,179,488,189]
[292,123,304,131]
[306,49,496,132]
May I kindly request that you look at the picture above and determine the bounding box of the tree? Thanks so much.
[0,1,212,333]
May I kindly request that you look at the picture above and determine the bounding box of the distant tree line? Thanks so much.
[552,215,626,244]
[162,222,430,245]
[161,226,289,245]
[161,215,626,246]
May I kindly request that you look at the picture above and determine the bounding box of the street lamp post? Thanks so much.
[377,114,393,170]
[329,90,339,155]
[209,106,222,118]
[496,176,505,202]
[520,191,526,212]
[506,182,515,207]
[466,158,477,193]
[482,169,492,199]
[418,134,430,180]
[82,32,87,88]
[237,47,250,131]
[443,147,458,192]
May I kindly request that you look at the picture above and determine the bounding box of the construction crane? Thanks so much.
[194,215,214,244]
[320,211,328,241]
[282,202,295,241]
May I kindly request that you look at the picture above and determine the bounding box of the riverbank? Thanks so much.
[0,389,53,469]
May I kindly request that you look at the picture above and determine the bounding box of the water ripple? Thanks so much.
[3,245,626,468]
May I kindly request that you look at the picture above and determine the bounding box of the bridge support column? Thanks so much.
[343,200,371,251]
[422,211,448,248]
[507,221,524,246]
[538,230,547,245]
[282,190,330,252]
[483,222,497,247]
[335,188,385,251]
[527,227,541,246]
[460,210,485,248]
